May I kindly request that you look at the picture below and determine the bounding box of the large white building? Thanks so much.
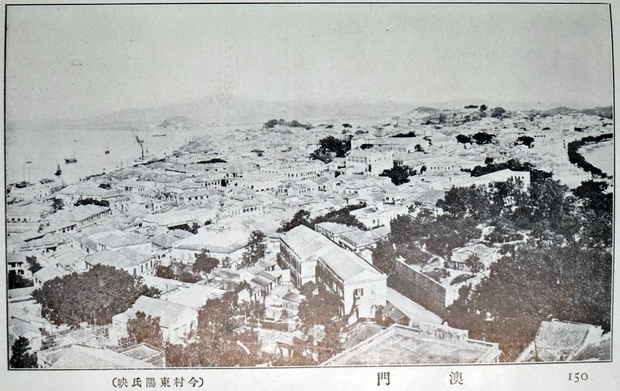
[279,225,387,321]
[315,245,387,321]
[345,149,394,176]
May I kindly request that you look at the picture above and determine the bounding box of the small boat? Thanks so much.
[66,140,78,163]
[152,133,167,137]
[55,165,62,176]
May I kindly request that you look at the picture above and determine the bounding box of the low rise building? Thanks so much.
[315,244,387,321]
[111,296,197,345]
[85,248,157,277]
[171,229,251,264]
[322,323,501,365]
[345,149,394,176]
[278,225,334,288]
[517,319,607,362]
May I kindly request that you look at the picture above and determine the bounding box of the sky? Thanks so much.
[5,3,614,122]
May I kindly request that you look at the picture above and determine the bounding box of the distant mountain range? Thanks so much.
[541,106,613,119]
[65,97,414,129]
[6,98,612,131]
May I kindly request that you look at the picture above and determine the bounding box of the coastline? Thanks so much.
[579,138,614,177]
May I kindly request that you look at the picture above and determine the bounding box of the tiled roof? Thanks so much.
[280,225,333,260]
[317,245,384,283]
[85,248,151,270]
[34,266,66,282]
[96,231,149,248]
[51,345,155,368]
[173,230,250,254]
[164,285,226,309]
[114,296,195,330]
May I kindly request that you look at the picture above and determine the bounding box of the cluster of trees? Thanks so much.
[193,250,220,276]
[514,135,535,148]
[74,198,110,207]
[165,292,263,367]
[440,177,612,358]
[10,337,38,368]
[272,288,343,365]
[241,230,267,268]
[387,211,481,261]
[155,261,201,283]
[456,132,496,146]
[196,158,227,164]
[32,265,160,327]
[264,119,312,130]
[124,311,164,348]
[52,198,64,212]
[8,271,33,289]
[374,167,612,360]
[26,255,42,274]
[490,107,507,118]
[468,158,552,182]
[567,134,613,179]
[392,131,417,138]
[310,136,352,163]
[379,163,417,186]
[278,203,367,233]
[447,243,611,360]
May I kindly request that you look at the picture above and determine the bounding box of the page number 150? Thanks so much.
[568,372,588,383]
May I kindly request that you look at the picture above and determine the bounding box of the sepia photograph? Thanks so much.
[2,1,618,389]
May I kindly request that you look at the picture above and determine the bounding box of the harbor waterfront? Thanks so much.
[6,126,210,185]
[580,139,614,176]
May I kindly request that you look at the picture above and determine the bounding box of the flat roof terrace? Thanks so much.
[322,324,500,366]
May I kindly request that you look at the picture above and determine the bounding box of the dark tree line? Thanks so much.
[567,133,613,179]
[278,203,366,232]
[468,158,552,182]
[156,261,201,283]
[446,243,611,361]
[391,131,417,138]
[310,136,352,163]
[380,163,417,186]
[272,289,343,366]
[10,337,38,368]
[33,265,160,327]
[264,119,312,130]
[165,291,263,367]
[455,132,496,145]
[75,198,110,207]
[373,169,612,361]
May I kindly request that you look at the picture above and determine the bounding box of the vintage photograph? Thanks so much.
[4,2,614,372]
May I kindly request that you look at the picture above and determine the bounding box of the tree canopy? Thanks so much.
[192,250,219,276]
[10,337,38,368]
[126,311,163,348]
[26,255,43,274]
[278,204,366,233]
[165,292,263,367]
[298,290,342,330]
[241,230,267,268]
[32,265,160,327]
[490,107,507,118]
[379,164,417,186]
[310,136,351,163]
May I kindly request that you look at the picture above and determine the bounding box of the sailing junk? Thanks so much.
[66,140,78,163]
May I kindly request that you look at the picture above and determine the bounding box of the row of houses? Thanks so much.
[279,225,387,321]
